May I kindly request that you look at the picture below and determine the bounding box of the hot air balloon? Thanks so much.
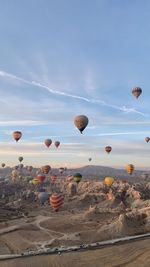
[12,131,22,142]
[32,178,41,185]
[37,174,46,183]
[74,115,89,134]
[50,193,64,212]
[38,192,49,204]
[145,137,150,143]
[125,164,134,175]
[1,163,5,168]
[18,156,23,163]
[73,173,82,184]
[104,177,114,186]
[105,146,112,154]
[50,175,57,183]
[11,170,18,181]
[89,158,92,162]
[55,141,60,148]
[41,165,51,174]
[132,87,142,99]
[59,167,64,174]
[44,139,52,148]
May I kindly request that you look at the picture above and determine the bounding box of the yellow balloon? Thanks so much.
[104,177,114,186]
[32,178,41,185]
[125,164,134,175]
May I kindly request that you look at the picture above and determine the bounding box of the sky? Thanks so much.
[0,0,150,169]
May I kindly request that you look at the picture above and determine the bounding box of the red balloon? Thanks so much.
[37,174,46,182]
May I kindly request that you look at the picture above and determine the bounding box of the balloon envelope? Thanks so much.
[132,87,142,98]
[45,139,52,148]
[55,141,60,148]
[104,177,114,186]
[105,146,112,154]
[13,131,22,142]
[74,115,89,134]
[18,156,23,162]
[125,164,134,175]
[50,193,64,212]
[41,165,51,174]
[38,192,49,204]
[73,173,82,184]
[37,174,46,182]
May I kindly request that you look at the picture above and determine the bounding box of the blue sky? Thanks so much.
[0,0,150,169]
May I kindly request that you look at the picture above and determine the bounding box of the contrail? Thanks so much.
[0,70,145,116]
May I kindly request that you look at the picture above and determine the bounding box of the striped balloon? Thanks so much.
[50,193,64,212]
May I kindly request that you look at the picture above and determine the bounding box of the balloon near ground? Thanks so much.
[1,163,5,168]
[104,177,114,186]
[38,192,49,204]
[74,115,89,134]
[125,164,135,175]
[41,165,51,174]
[73,173,82,184]
[12,131,22,142]
[32,178,41,186]
[50,193,64,212]
[37,174,46,183]
[132,87,142,99]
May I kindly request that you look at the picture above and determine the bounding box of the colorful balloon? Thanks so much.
[73,173,82,184]
[125,164,134,175]
[41,165,51,174]
[13,131,22,142]
[38,192,49,204]
[50,193,64,212]
[132,87,142,99]
[104,177,114,186]
[55,141,60,148]
[74,115,89,134]
[32,178,41,185]
[44,139,52,148]
[105,146,112,154]
[37,174,46,182]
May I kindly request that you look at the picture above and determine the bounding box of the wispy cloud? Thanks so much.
[95,131,149,137]
[0,70,145,116]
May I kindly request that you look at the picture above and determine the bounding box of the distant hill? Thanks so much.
[66,165,150,182]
